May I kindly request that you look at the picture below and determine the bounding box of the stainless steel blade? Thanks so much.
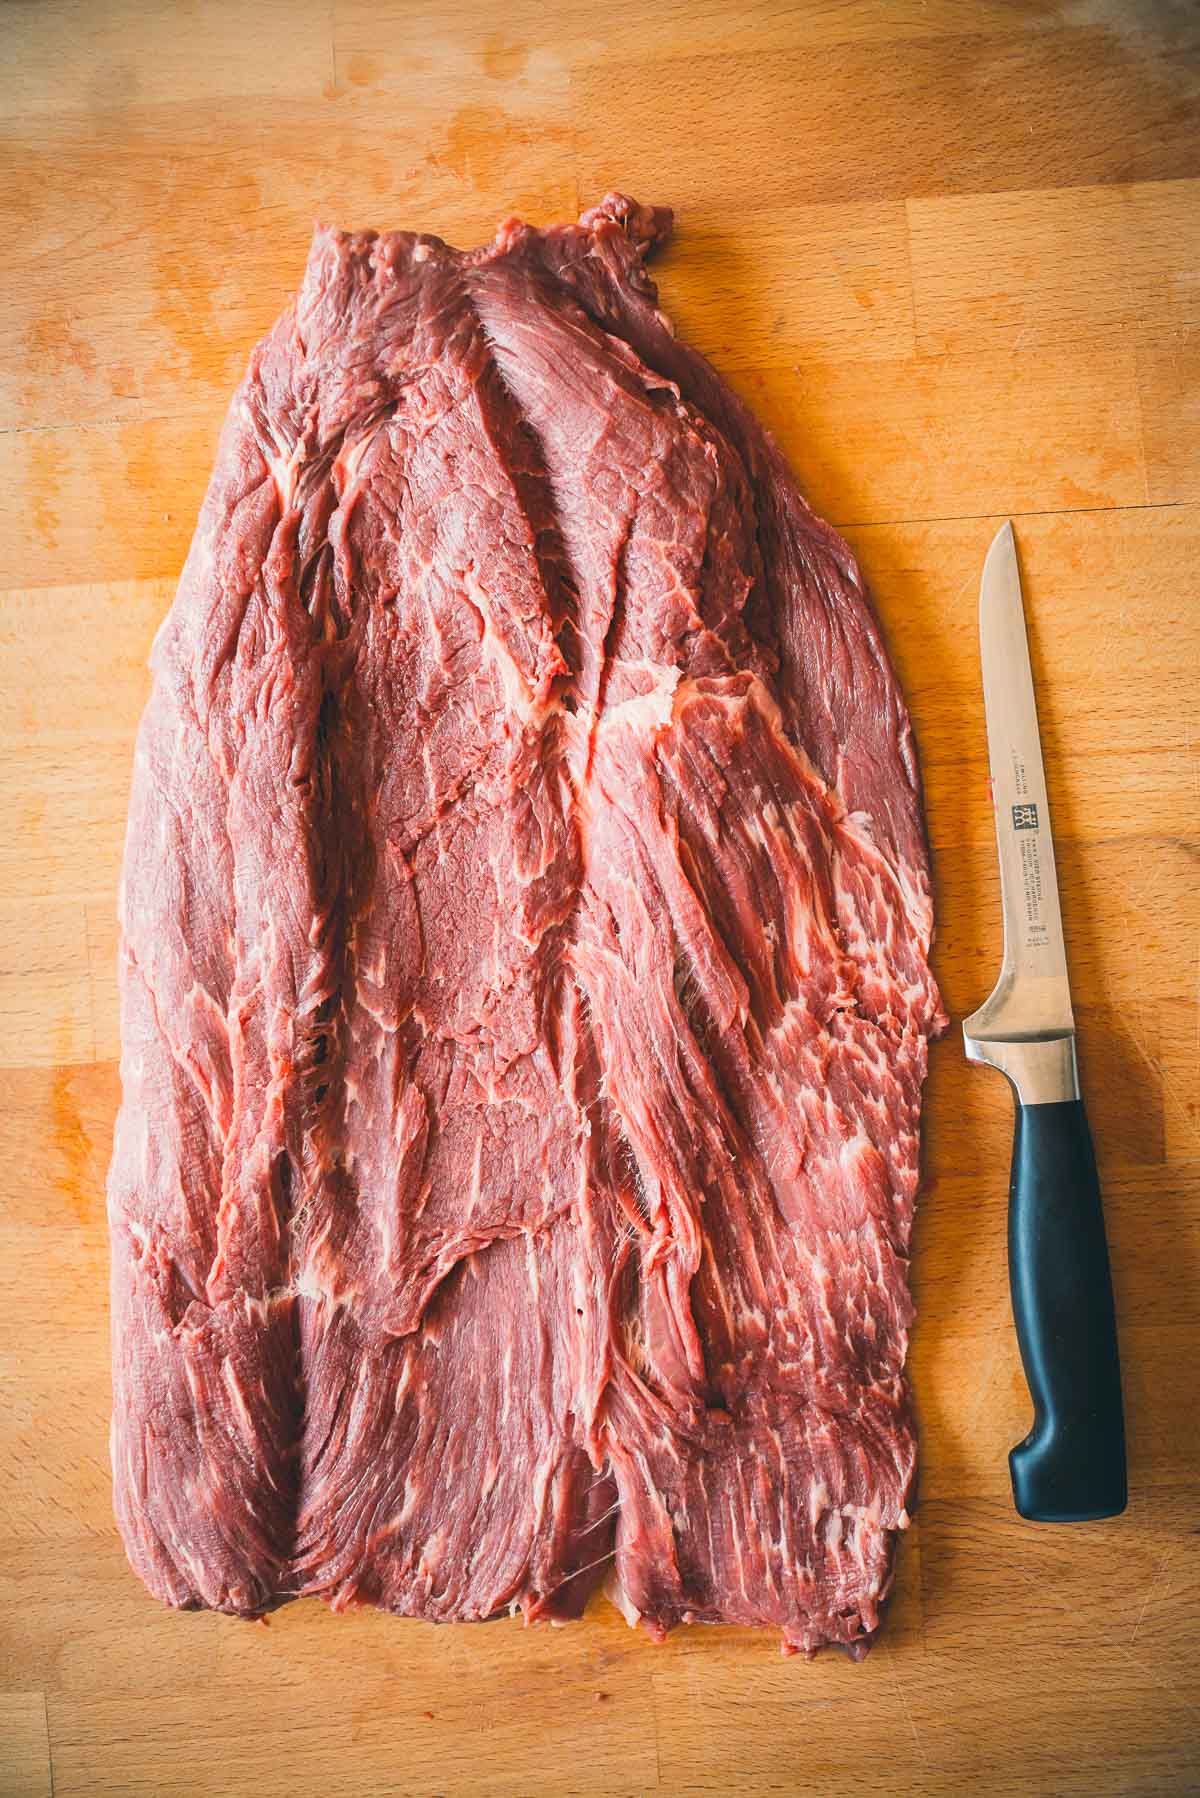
[963,522,1079,1105]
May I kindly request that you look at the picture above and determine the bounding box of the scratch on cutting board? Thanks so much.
[885,1645,930,1769]
[1127,1550,1171,1648]
[43,1692,56,1798]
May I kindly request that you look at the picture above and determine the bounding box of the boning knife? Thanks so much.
[963,521,1126,1523]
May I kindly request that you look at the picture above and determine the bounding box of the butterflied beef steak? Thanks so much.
[109,193,944,1657]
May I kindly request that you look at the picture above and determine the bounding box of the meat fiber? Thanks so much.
[108,193,945,1658]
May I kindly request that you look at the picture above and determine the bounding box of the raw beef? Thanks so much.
[109,193,945,1658]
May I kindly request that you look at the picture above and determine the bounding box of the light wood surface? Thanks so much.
[2,3,1198,1793]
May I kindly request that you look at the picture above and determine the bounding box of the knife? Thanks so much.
[963,522,1126,1523]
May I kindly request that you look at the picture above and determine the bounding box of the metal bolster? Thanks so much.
[963,1033,1081,1107]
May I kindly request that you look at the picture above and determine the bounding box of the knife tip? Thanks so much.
[983,518,1017,575]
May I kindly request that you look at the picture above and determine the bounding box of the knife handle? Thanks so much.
[1007,1098,1127,1522]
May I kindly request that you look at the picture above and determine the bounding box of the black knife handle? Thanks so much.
[1007,1099,1127,1522]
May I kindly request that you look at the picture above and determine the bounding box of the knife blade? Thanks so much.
[964,521,1126,1523]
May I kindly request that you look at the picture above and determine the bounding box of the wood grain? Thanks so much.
[571,27,1200,209]
[1,2,1198,1794]
[907,179,1200,357]
[0,1698,51,1798]
[1139,328,1200,504]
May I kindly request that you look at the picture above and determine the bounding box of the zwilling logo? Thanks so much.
[1012,803,1039,831]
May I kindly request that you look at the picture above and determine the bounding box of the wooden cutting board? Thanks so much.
[2,3,1197,1794]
